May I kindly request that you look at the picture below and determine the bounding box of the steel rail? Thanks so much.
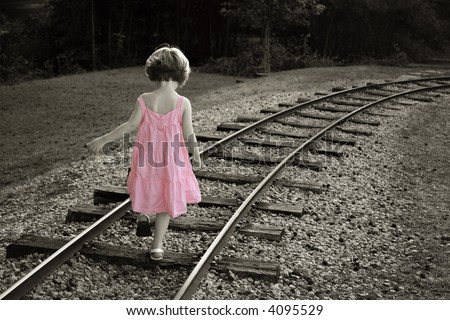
[1,77,449,300]
[174,83,450,300]
[0,200,131,299]
[199,76,450,159]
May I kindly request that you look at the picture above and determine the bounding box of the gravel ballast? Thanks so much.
[0,66,449,299]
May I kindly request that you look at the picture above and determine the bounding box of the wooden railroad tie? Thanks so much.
[344,94,413,107]
[196,133,224,142]
[93,186,307,217]
[430,80,450,86]
[326,100,365,107]
[209,150,323,171]
[239,137,297,148]
[435,89,450,95]
[365,90,433,102]
[414,82,433,88]
[215,121,356,146]
[364,90,393,98]
[366,85,403,94]
[314,92,415,107]
[280,104,353,111]
[412,82,441,91]
[313,105,355,112]
[313,105,394,117]
[258,109,381,126]
[66,204,285,241]
[371,85,440,97]
[236,137,344,157]
[280,101,396,116]
[193,170,323,193]
[217,119,372,138]
[368,104,403,111]
[417,91,441,98]
[277,98,310,108]
[404,94,436,101]
[344,94,379,102]
[312,145,344,157]
[295,111,381,126]
[374,85,441,98]
[198,127,308,140]
[6,234,280,282]
[230,118,321,130]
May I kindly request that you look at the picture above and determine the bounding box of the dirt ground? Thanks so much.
[387,96,450,298]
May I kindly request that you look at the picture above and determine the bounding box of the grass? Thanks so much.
[0,67,242,188]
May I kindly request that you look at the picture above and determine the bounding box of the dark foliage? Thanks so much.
[0,0,449,82]
[310,0,450,62]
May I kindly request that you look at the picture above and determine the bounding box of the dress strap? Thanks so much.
[176,95,184,122]
[176,95,184,109]
[137,96,147,114]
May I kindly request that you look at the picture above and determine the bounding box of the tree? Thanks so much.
[91,0,96,70]
[221,0,324,73]
[310,0,449,61]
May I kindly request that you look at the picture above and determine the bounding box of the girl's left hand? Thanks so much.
[192,158,202,171]
[86,137,105,154]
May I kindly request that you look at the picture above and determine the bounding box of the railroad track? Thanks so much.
[1,76,450,300]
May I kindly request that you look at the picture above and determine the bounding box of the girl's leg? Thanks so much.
[151,212,170,259]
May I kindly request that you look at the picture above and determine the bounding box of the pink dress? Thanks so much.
[127,94,201,217]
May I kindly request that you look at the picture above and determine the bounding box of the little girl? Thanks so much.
[87,44,202,261]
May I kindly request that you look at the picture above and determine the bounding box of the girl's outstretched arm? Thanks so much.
[182,98,202,169]
[86,101,142,154]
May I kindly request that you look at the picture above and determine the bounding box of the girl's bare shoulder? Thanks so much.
[140,91,154,100]
[181,96,192,111]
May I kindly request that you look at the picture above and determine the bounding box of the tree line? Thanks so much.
[0,0,449,81]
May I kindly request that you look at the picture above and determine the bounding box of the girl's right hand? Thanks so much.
[86,137,105,154]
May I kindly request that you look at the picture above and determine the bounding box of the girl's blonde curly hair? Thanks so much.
[145,45,190,87]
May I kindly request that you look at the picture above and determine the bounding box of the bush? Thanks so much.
[302,53,337,68]
[199,46,263,77]
[0,11,59,82]
[199,39,338,76]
